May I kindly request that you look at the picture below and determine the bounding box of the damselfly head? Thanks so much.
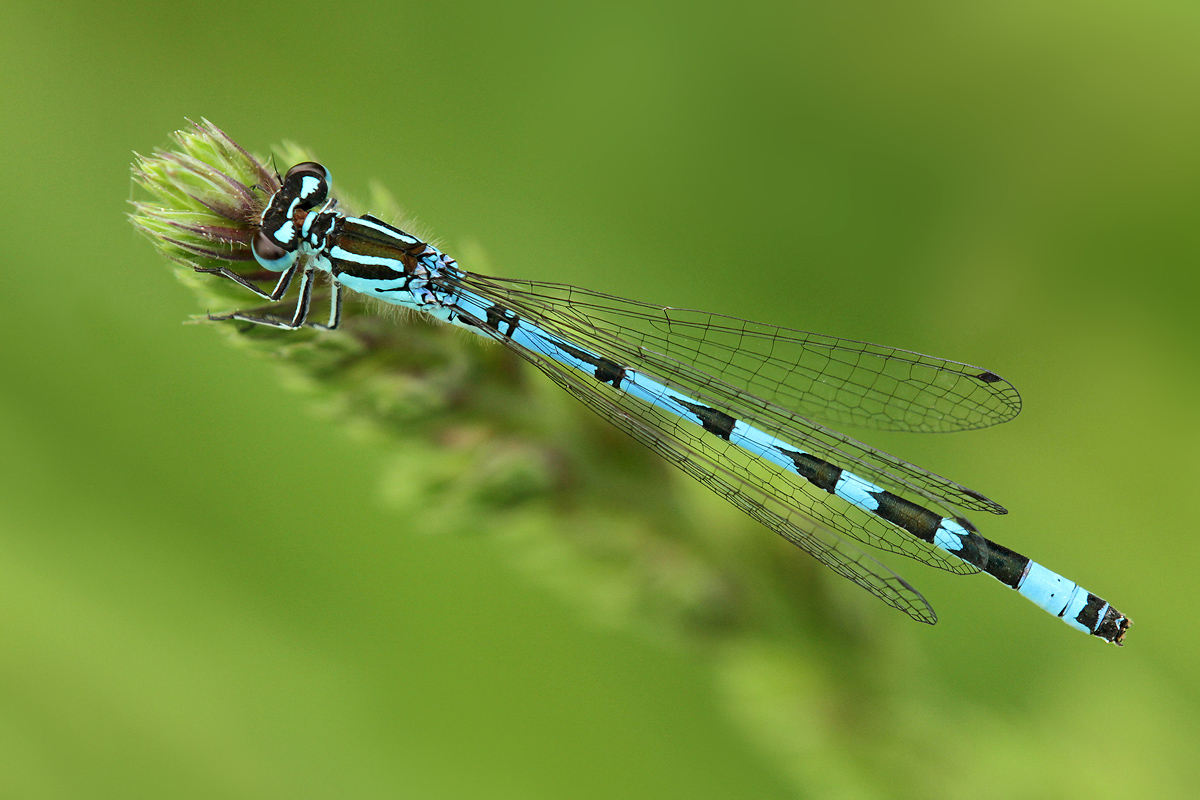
[252,161,334,272]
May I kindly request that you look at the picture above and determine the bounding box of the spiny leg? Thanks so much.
[306,281,342,331]
[209,268,316,330]
[193,263,297,301]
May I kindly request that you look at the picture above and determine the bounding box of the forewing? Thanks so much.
[465,277,1021,433]
[453,273,986,576]
[458,273,1009,519]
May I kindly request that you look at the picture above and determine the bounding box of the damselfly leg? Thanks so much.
[194,263,297,302]
[205,270,342,330]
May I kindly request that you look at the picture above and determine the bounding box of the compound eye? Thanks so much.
[252,229,297,271]
[283,161,331,209]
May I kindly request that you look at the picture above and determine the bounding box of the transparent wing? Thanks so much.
[457,274,1011,517]
[457,301,938,624]
[461,278,1021,433]
[452,273,988,577]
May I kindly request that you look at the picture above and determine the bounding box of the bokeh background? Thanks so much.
[2,1,1197,798]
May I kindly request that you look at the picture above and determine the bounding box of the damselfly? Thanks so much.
[200,160,1130,644]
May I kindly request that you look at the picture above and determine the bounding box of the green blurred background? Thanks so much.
[1,1,1197,797]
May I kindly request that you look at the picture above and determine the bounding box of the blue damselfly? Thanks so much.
[155,148,1132,645]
